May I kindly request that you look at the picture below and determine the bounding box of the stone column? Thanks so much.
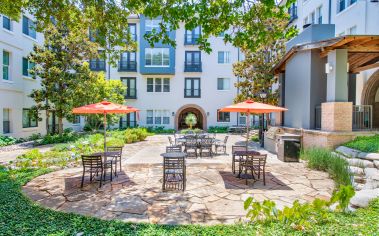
[321,49,352,132]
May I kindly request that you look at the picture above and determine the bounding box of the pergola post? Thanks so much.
[321,49,352,132]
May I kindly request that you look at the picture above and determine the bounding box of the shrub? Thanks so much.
[208,126,228,133]
[180,128,203,134]
[28,133,42,141]
[106,138,125,147]
[300,148,352,187]
[145,126,175,134]
[37,130,81,145]
[16,149,44,169]
[0,135,18,147]
[344,135,379,153]
[124,128,149,143]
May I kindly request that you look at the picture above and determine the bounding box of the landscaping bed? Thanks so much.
[343,134,379,153]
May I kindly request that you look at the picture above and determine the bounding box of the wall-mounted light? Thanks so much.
[325,63,333,74]
[347,62,349,73]
[172,112,175,117]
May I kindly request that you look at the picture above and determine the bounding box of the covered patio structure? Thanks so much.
[273,25,379,149]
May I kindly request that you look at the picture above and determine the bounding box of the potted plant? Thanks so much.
[185,113,197,129]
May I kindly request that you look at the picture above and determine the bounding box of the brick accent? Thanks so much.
[321,102,352,132]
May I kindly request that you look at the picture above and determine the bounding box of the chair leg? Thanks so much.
[245,167,248,185]
[99,170,103,188]
[232,155,235,174]
[263,168,266,185]
[81,168,85,188]
[110,163,113,181]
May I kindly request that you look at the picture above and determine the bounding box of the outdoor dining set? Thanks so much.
[161,133,268,192]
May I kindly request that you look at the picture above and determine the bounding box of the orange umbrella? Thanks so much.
[219,100,287,147]
[72,101,140,150]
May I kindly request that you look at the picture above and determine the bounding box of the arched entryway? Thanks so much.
[175,104,207,130]
[361,69,379,128]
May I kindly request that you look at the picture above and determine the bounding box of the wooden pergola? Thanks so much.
[274,35,379,74]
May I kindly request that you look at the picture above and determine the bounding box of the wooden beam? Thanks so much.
[351,62,379,73]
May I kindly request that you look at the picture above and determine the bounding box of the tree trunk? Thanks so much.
[58,117,63,135]
[45,110,50,135]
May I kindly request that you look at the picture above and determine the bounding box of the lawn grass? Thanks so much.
[1,167,378,235]
[343,134,379,153]
[300,148,352,187]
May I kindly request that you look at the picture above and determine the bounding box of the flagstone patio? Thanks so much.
[22,134,335,225]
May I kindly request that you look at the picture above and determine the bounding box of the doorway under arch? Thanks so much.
[361,69,379,128]
[175,104,207,130]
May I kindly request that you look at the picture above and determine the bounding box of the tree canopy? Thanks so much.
[0,0,296,59]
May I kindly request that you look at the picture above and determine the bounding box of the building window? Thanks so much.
[121,77,137,99]
[349,0,357,6]
[310,11,315,24]
[146,110,154,124]
[120,112,137,128]
[317,6,323,24]
[146,110,170,125]
[22,57,36,78]
[185,26,201,45]
[185,51,202,72]
[347,26,357,35]
[145,19,161,32]
[185,78,200,98]
[338,0,346,12]
[239,115,246,125]
[3,108,10,133]
[2,51,10,81]
[2,15,11,31]
[128,23,137,41]
[288,3,298,23]
[218,31,225,37]
[218,51,230,64]
[217,110,230,122]
[22,109,37,128]
[119,52,137,71]
[22,16,36,39]
[303,16,309,26]
[90,51,106,71]
[73,115,80,124]
[145,48,169,67]
[146,78,170,92]
[217,78,230,90]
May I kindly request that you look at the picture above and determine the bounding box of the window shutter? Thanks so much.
[22,58,29,76]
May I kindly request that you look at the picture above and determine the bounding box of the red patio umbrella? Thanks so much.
[72,101,139,150]
[219,100,287,147]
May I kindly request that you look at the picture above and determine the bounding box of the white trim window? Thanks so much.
[22,15,36,39]
[146,110,170,125]
[316,6,323,24]
[145,19,161,32]
[2,50,10,81]
[217,110,230,123]
[217,51,230,64]
[310,11,315,24]
[146,110,154,124]
[145,48,169,67]
[147,78,170,92]
[2,15,12,31]
[22,57,36,78]
[217,78,230,91]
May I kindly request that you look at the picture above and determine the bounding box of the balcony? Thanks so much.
[125,88,137,99]
[3,121,10,134]
[184,89,201,98]
[89,60,106,71]
[118,61,137,72]
[184,62,202,72]
[185,35,200,45]
[288,6,298,23]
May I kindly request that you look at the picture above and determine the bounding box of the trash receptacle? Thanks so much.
[277,134,301,162]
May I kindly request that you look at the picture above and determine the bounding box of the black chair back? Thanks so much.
[166,146,182,153]
[232,145,247,154]
[82,155,103,168]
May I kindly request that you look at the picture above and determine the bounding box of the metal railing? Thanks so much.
[184,62,202,72]
[184,34,200,45]
[184,89,201,98]
[3,121,10,134]
[118,61,137,72]
[89,60,106,71]
[315,105,321,130]
[352,105,372,130]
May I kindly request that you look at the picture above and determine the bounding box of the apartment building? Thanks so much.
[1,14,244,137]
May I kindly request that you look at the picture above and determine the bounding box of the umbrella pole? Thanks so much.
[246,113,250,150]
[104,113,107,152]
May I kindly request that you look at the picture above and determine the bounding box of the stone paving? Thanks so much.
[22,134,335,225]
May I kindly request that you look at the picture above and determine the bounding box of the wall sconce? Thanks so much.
[325,63,333,74]
[172,112,175,117]
[207,112,210,116]
[347,62,349,73]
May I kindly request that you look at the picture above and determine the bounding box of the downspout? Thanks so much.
[236,47,240,126]
[328,0,332,24]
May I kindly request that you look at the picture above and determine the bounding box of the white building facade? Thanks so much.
[1,14,245,138]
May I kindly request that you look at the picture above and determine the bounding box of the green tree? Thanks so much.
[29,23,125,134]
[0,0,294,59]
[185,113,197,129]
[233,4,297,105]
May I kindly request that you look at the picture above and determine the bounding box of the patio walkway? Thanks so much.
[22,134,335,225]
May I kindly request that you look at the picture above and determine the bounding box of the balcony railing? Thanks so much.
[184,89,201,98]
[3,121,10,134]
[125,89,137,99]
[184,62,202,72]
[89,60,106,71]
[118,61,137,72]
[315,104,373,131]
[185,34,200,45]
[288,6,298,23]
[352,105,372,130]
